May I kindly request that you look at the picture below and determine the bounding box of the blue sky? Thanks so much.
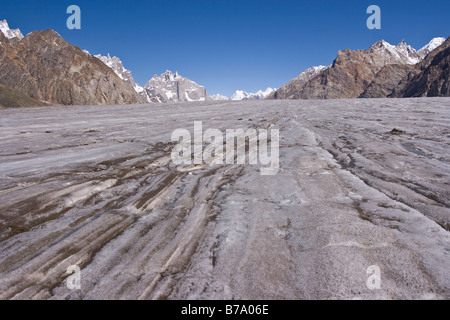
[1,0,449,97]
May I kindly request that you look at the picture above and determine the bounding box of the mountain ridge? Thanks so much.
[143,70,210,103]
[269,37,448,100]
[1,19,448,105]
[0,27,143,106]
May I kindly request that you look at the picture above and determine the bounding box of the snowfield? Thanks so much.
[0,98,449,300]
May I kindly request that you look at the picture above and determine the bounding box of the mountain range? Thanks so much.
[368,38,450,98]
[0,23,142,106]
[269,37,449,100]
[92,53,276,103]
[0,19,448,107]
[211,88,277,101]
[91,54,211,103]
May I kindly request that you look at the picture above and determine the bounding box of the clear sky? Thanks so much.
[1,0,449,97]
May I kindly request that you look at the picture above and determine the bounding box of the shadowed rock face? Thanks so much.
[268,66,328,100]
[392,38,450,97]
[360,64,414,98]
[0,30,143,105]
[362,37,450,98]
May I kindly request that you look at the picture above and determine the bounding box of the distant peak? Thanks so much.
[230,88,276,101]
[0,19,24,40]
[370,39,392,50]
[396,39,411,50]
[418,37,446,55]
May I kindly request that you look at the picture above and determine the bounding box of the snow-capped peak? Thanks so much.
[294,65,329,82]
[396,39,408,49]
[369,37,447,65]
[211,94,229,101]
[369,39,421,65]
[143,70,210,103]
[161,70,180,82]
[94,54,128,81]
[230,90,248,101]
[418,37,446,57]
[0,19,24,40]
[230,88,277,101]
[92,53,149,101]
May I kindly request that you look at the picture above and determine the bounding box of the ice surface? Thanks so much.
[0,98,449,300]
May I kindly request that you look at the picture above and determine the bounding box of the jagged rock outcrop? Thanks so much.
[0,19,23,41]
[93,53,151,102]
[391,37,450,97]
[0,29,143,105]
[269,66,329,99]
[143,70,210,103]
[361,37,450,98]
[360,64,414,98]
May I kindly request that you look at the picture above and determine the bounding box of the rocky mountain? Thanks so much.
[0,23,142,106]
[390,37,450,97]
[0,19,23,41]
[270,38,447,100]
[359,64,415,98]
[143,70,210,103]
[93,53,151,102]
[230,88,276,101]
[269,66,329,99]
[361,37,449,98]
[91,55,211,104]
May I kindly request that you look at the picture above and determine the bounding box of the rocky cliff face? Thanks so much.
[91,55,210,104]
[0,29,143,105]
[391,38,450,97]
[359,64,414,98]
[143,70,210,103]
[269,66,329,100]
[93,53,151,102]
[271,38,447,100]
[361,37,450,98]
